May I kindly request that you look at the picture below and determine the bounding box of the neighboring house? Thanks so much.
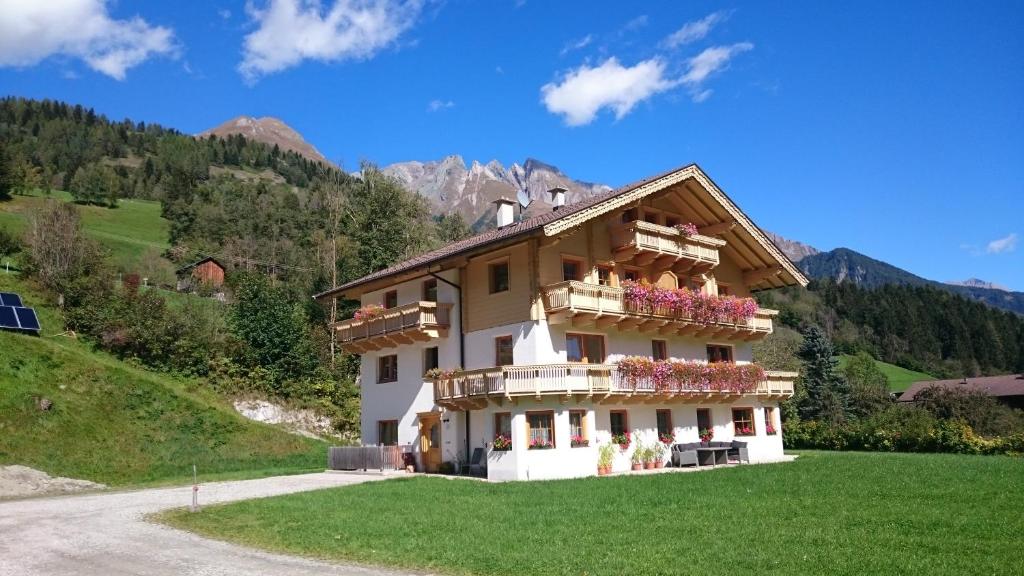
[176,257,226,293]
[315,163,807,480]
[900,375,1024,410]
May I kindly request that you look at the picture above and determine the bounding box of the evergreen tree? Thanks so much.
[842,351,892,418]
[0,143,11,201]
[797,326,851,424]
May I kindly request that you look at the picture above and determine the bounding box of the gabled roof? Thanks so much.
[314,163,808,300]
[175,256,225,275]
[900,375,1024,402]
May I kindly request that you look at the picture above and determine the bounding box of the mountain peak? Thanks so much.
[764,231,821,262]
[198,116,330,165]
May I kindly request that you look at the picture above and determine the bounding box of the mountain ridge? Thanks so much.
[198,116,331,165]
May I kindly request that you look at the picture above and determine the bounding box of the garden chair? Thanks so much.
[461,447,486,476]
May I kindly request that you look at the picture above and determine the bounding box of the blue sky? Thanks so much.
[1,1,1022,289]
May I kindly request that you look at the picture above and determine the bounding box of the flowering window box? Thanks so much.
[528,439,554,450]
[570,435,590,448]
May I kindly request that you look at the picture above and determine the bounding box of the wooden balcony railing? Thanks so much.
[335,301,452,353]
[433,363,795,410]
[543,281,777,341]
[610,221,724,273]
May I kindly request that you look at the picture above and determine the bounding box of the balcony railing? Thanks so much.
[610,221,724,272]
[335,301,452,353]
[433,363,795,409]
[543,281,777,340]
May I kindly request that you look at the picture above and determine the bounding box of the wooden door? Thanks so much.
[419,415,442,473]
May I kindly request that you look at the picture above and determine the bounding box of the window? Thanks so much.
[621,208,637,223]
[697,408,712,433]
[717,283,731,296]
[569,410,587,446]
[609,410,628,437]
[566,333,605,363]
[377,420,398,446]
[707,345,734,364]
[423,347,439,373]
[422,279,438,302]
[494,412,511,440]
[732,408,755,436]
[665,216,680,228]
[623,268,641,283]
[377,355,398,383]
[656,409,673,440]
[561,258,583,282]
[489,260,510,293]
[596,265,613,286]
[652,339,668,361]
[495,336,514,366]
[765,407,778,435]
[526,411,555,448]
[643,211,659,224]
[383,290,398,309]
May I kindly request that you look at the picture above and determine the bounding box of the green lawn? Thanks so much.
[159,451,1024,576]
[0,189,170,273]
[0,274,326,487]
[839,354,935,392]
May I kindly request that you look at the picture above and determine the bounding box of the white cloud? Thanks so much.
[622,15,648,32]
[560,34,592,56]
[987,233,1018,254]
[680,42,753,101]
[239,0,423,82]
[428,99,454,112]
[0,0,176,80]
[541,57,678,126]
[664,11,728,48]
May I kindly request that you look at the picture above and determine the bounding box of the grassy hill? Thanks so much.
[0,189,171,276]
[0,274,327,487]
[839,354,935,392]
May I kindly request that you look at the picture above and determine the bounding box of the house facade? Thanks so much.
[316,164,807,481]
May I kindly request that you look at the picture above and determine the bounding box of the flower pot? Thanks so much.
[643,462,655,470]
[654,461,664,469]
[598,465,610,476]
[631,463,642,471]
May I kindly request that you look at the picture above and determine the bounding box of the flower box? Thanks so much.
[353,304,384,321]
[492,434,512,451]
[570,435,589,448]
[528,439,554,450]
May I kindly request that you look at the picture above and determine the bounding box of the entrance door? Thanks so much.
[419,414,442,472]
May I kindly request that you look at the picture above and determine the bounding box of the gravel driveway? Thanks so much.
[0,472,415,576]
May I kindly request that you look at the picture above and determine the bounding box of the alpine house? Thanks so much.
[315,163,807,480]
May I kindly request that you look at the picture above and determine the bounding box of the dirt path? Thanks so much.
[0,472,416,576]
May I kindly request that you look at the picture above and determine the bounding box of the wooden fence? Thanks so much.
[328,445,412,471]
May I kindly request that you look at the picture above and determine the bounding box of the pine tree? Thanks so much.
[797,326,851,424]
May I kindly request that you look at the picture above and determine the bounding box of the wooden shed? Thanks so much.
[176,257,226,291]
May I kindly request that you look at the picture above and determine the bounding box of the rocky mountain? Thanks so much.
[765,231,820,262]
[947,278,1009,292]
[798,248,1024,315]
[381,155,612,227]
[198,116,330,165]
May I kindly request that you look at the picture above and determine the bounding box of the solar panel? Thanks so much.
[0,292,22,307]
[0,306,18,329]
[14,307,40,332]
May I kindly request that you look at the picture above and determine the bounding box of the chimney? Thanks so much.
[549,187,567,210]
[492,198,516,228]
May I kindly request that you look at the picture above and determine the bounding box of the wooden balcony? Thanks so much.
[335,301,453,353]
[543,281,777,341]
[610,221,724,274]
[433,363,795,410]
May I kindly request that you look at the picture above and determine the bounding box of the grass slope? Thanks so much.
[0,275,326,487]
[161,451,1024,576]
[0,190,170,273]
[839,354,935,392]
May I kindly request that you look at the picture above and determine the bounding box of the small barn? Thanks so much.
[175,257,226,292]
[900,375,1024,410]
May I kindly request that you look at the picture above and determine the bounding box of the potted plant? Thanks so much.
[353,303,385,321]
[630,439,644,471]
[699,427,714,446]
[674,222,699,237]
[597,443,615,475]
[528,438,554,450]
[652,442,666,468]
[492,434,512,451]
[611,431,631,451]
[659,431,674,446]
[766,423,778,436]
[642,446,655,469]
[571,434,589,447]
